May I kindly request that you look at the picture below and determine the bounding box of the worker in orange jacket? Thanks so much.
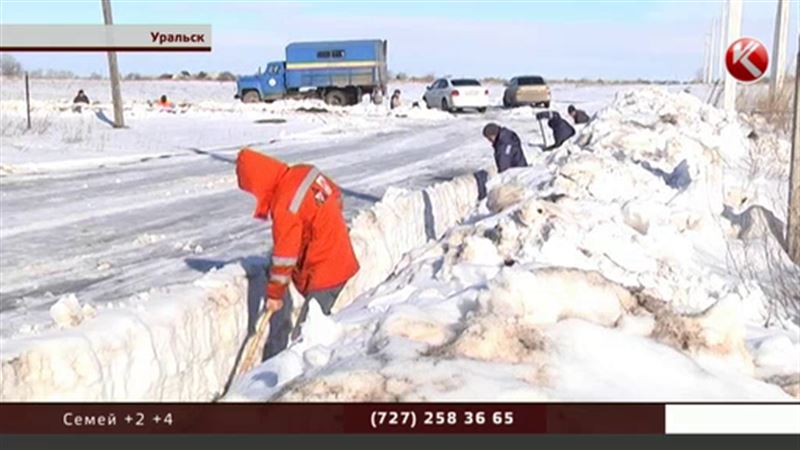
[236,148,359,351]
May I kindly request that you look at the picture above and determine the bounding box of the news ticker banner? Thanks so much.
[0,24,211,51]
[0,403,798,434]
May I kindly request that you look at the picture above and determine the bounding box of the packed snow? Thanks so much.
[2,79,796,401]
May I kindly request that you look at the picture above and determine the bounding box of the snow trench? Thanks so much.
[0,173,481,401]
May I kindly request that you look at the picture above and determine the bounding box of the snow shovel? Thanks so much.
[235,308,275,377]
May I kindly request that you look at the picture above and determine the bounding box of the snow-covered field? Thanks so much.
[2,79,796,401]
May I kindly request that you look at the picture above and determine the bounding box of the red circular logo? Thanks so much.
[725,37,769,83]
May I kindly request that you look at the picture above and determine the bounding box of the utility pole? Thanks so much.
[787,35,800,264]
[709,19,718,83]
[703,33,710,83]
[706,32,714,84]
[723,0,743,112]
[717,1,728,81]
[769,0,790,101]
[102,0,124,128]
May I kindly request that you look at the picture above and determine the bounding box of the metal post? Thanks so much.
[723,0,743,112]
[787,35,800,263]
[102,0,125,128]
[769,0,790,101]
[24,72,31,130]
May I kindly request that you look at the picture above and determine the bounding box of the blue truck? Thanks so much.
[235,39,388,106]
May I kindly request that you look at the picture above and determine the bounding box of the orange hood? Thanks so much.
[236,148,290,220]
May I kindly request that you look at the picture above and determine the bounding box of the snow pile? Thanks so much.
[48,294,97,328]
[1,265,249,401]
[229,88,798,401]
[335,173,480,310]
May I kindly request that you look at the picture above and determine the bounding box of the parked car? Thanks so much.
[423,78,489,113]
[236,39,388,106]
[503,75,550,108]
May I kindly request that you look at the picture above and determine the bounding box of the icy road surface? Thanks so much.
[0,81,706,337]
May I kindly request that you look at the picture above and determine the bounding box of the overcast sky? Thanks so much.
[1,0,798,80]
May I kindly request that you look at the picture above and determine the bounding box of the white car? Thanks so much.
[423,78,489,112]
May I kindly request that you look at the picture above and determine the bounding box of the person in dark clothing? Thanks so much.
[482,123,528,173]
[567,104,590,124]
[390,89,402,110]
[545,112,576,150]
[73,90,90,104]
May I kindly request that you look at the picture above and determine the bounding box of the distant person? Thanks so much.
[156,94,175,111]
[72,90,90,104]
[482,122,528,173]
[567,105,590,124]
[545,112,575,150]
[390,89,402,110]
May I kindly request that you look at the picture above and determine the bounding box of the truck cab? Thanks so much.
[236,61,286,103]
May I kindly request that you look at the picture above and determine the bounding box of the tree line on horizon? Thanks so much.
[1,54,695,85]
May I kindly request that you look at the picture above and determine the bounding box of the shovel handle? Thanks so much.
[236,309,275,376]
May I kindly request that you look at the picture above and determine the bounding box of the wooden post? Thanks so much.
[723,0,743,112]
[769,0,790,101]
[102,0,125,128]
[787,35,800,263]
[24,72,31,130]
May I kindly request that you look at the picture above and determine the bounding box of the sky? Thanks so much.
[0,0,798,80]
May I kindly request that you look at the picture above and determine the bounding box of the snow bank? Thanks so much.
[336,173,479,309]
[229,87,798,402]
[1,265,249,401]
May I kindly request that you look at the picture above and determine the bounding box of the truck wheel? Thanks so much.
[441,98,450,112]
[348,89,360,105]
[503,96,511,108]
[477,107,487,113]
[242,91,260,103]
[543,101,551,108]
[325,90,347,106]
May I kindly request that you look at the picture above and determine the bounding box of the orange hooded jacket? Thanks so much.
[236,148,359,300]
